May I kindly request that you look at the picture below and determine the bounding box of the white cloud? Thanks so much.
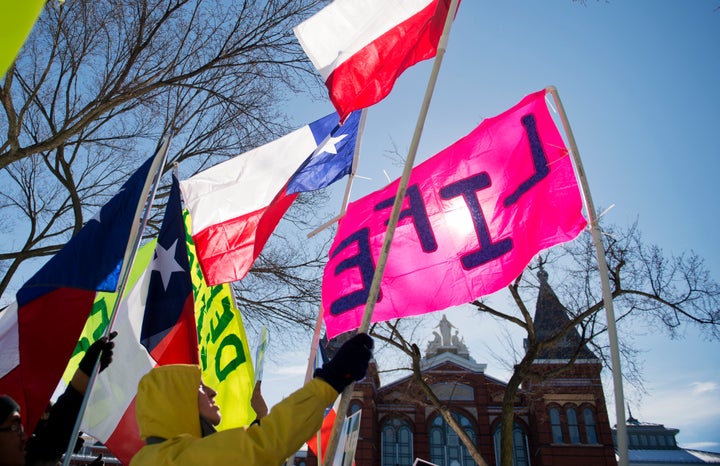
[691,381,718,396]
[639,381,720,425]
[685,441,720,451]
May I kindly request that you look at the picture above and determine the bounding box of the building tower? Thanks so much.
[523,267,617,466]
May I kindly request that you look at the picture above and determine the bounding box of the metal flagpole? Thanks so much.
[60,136,171,466]
[322,1,461,464]
[546,86,629,466]
[307,108,369,239]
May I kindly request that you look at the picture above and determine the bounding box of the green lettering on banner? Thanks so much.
[210,296,234,343]
[70,296,111,358]
[215,334,246,382]
[184,209,254,429]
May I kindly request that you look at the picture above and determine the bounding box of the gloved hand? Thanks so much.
[79,331,117,376]
[89,454,104,466]
[314,333,373,393]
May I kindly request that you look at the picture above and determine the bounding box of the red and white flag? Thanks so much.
[294,0,457,120]
[179,111,361,285]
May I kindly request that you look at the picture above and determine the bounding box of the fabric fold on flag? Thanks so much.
[82,175,199,464]
[321,90,588,338]
[0,155,158,435]
[294,0,457,120]
[180,111,361,285]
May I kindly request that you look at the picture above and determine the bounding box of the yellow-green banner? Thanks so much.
[184,211,255,430]
[0,0,45,78]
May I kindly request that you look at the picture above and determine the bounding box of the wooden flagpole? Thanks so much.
[546,86,629,466]
[322,1,461,464]
[61,136,171,466]
[307,108,369,239]
[284,308,326,466]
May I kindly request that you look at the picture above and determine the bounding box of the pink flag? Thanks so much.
[322,90,587,338]
[293,0,456,121]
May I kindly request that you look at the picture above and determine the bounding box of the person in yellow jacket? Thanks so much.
[129,333,373,465]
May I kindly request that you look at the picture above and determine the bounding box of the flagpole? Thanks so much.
[307,108,369,239]
[305,307,324,383]
[322,1,461,464]
[546,86,629,466]
[60,137,171,466]
[286,307,325,466]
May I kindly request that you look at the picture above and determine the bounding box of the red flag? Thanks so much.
[322,90,588,338]
[294,0,457,120]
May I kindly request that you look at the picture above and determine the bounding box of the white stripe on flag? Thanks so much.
[180,126,320,235]
[294,0,435,80]
[0,302,19,378]
[82,267,155,441]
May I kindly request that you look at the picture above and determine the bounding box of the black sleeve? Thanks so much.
[25,384,85,464]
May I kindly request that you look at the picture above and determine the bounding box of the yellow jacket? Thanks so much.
[129,364,338,466]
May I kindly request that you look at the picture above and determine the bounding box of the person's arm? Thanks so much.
[25,334,115,463]
[212,334,372,463]
[250,381,268,422]
[143,334,373,466]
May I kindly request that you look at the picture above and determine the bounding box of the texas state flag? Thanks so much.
[180,111,361,285]
[0,154,158,435]
[294,0,457,120]
[81,175,199,464]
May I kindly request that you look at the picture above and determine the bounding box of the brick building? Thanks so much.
[309,269,618,466]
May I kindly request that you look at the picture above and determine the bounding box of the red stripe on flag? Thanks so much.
[12,288,96,434]
[193,191,298,285]
[307,407,337,462]
[104,397,144,465]
[325,0,452,120]
[148,295,199,366]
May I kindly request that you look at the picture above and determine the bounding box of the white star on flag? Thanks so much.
[314,133,347,157]
[150,239,185,290]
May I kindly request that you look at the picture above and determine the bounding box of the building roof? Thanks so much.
[613,412,720,465]
[533,267,598,360]
[626,448,720,464]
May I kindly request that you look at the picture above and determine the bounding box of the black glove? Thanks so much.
[79,331,117,376]
[89,454,104,466]
[314,333,373,393]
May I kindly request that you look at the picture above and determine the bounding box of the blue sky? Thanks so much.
[260,0,720,454]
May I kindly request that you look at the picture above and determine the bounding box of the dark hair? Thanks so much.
[0,395,20,424]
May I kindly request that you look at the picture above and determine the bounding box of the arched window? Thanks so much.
[549,407,563,443]
[349,401,362,416]
[428,412,476,466]
[382,418,413,466]
[583,407,598,444]
[493,423,530,466]
[566,407,580,444]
